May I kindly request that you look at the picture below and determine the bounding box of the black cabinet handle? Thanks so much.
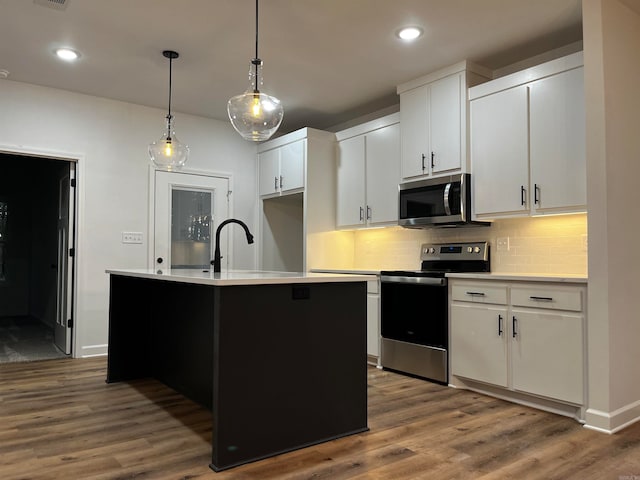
[359,206,364,221]
[366,205,372,221]
[280,175,283,189]
[530,296,553,301]
[274,176,278,191]
[520,185,526,206]
[512,316,518,338]
[534,183,540,204]
[465,291,486,296]
[498,315,503,336]
[431,151,435,169]
[156,257,163,264]
[421,153,426,171]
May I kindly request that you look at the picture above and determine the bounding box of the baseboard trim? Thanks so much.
[450,375,584,422]
[584,399,640,434]
[78,344,108,358]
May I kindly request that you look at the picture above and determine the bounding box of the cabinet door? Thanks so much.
[259,148,280,196]
[367,291,380,359]
[365,123,400,225]
[430,74,462,174]
[511,309,584,404]
[450,303,508,387]
[336,135,366,227]
[471,85,529,216]
[279,139,305,193]
[530,67,586,213]
[400,85,429,179]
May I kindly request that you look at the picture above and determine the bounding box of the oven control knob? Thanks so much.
[428,247,435,254]
[473,246,481,253]
[467,247,473,253]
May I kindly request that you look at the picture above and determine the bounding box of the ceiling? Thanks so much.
[0,0,583,135]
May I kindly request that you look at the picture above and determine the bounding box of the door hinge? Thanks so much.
[70,178,76,188]
[69,247,75,257]
[67,318,74,328]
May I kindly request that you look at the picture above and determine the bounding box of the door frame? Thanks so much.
[0,144,82,358]
[147,166,235,269]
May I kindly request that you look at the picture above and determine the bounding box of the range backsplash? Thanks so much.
[348,214,588,274]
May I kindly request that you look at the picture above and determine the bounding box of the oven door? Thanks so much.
[380,275,449,383]
[380,276,448,348]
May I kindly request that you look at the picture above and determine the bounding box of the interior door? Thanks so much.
[154,171,229,270]
[54,162,75,355]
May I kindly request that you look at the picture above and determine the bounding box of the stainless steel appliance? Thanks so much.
[398,173,489,228]
[380,241,490,383]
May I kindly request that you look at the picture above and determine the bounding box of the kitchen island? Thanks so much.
[105,268,370,472]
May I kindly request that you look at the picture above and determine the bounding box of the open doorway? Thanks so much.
[0,153,75,363]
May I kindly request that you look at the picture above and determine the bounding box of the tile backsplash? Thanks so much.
[350,214,587,275]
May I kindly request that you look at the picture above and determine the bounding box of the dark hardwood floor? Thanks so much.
[1,357,639,479]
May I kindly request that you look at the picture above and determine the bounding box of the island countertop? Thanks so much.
[105,268,373,286]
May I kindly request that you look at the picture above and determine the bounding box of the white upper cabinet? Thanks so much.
[336,114,400,229]
[397,62,491,181]
[529,67,586,213]
[471,85,530,216]
[430,74,464,174]
[258,138,305,197]
[470,52,586,219]
[336,135,366,227]
[399,85,429,179]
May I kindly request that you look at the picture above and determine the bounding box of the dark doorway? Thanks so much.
[0,153,73,363]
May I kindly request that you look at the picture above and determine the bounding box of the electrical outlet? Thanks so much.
[122,232,143,244]
[496,237,510,252]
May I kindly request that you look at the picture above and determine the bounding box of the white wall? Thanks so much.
[583,0,640,432]
[0,80,258,357]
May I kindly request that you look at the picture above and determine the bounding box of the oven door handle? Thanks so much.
[380,275,446,286]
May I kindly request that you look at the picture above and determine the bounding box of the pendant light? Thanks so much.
[149,50,189,170]
[227,0,284,142]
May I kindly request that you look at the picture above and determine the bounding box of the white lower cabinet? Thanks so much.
[450,303,508,387]
[450,279,586,414]
[367,278,380,365]
[510,308,584,404]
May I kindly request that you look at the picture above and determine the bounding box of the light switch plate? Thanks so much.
[122,232,143,244]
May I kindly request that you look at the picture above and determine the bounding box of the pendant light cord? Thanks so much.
[252,0,261,94]
[166,54,173,139]
[255,0,259,60]
[167,55,173,121]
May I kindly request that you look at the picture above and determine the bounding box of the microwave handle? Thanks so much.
[443,183,452,216]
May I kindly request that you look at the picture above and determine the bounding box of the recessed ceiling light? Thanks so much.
[396,26,424,41]
[55,48,80,61]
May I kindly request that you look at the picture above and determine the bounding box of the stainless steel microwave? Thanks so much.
[398,173,489,228]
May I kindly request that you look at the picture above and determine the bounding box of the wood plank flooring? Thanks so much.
[1,357,639,479]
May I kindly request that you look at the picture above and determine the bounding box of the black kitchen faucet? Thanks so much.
[212,219,254,273]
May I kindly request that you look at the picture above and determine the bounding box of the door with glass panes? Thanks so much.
[154,171,230,270]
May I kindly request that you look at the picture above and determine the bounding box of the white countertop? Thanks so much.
[309,268,380,276]
[106,268,373,286]
[446,272,588,283]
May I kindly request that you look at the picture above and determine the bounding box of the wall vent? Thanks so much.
[34,0,69,11]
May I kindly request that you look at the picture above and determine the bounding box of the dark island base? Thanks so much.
[107,275,368,471]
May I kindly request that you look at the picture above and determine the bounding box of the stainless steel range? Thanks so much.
[380,241,490,384]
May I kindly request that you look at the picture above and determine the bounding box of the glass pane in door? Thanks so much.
[171,189,212,269]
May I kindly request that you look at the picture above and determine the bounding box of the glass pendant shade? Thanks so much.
[149,116,189,171]
[228,61,284,142]
[149,50,189,170]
